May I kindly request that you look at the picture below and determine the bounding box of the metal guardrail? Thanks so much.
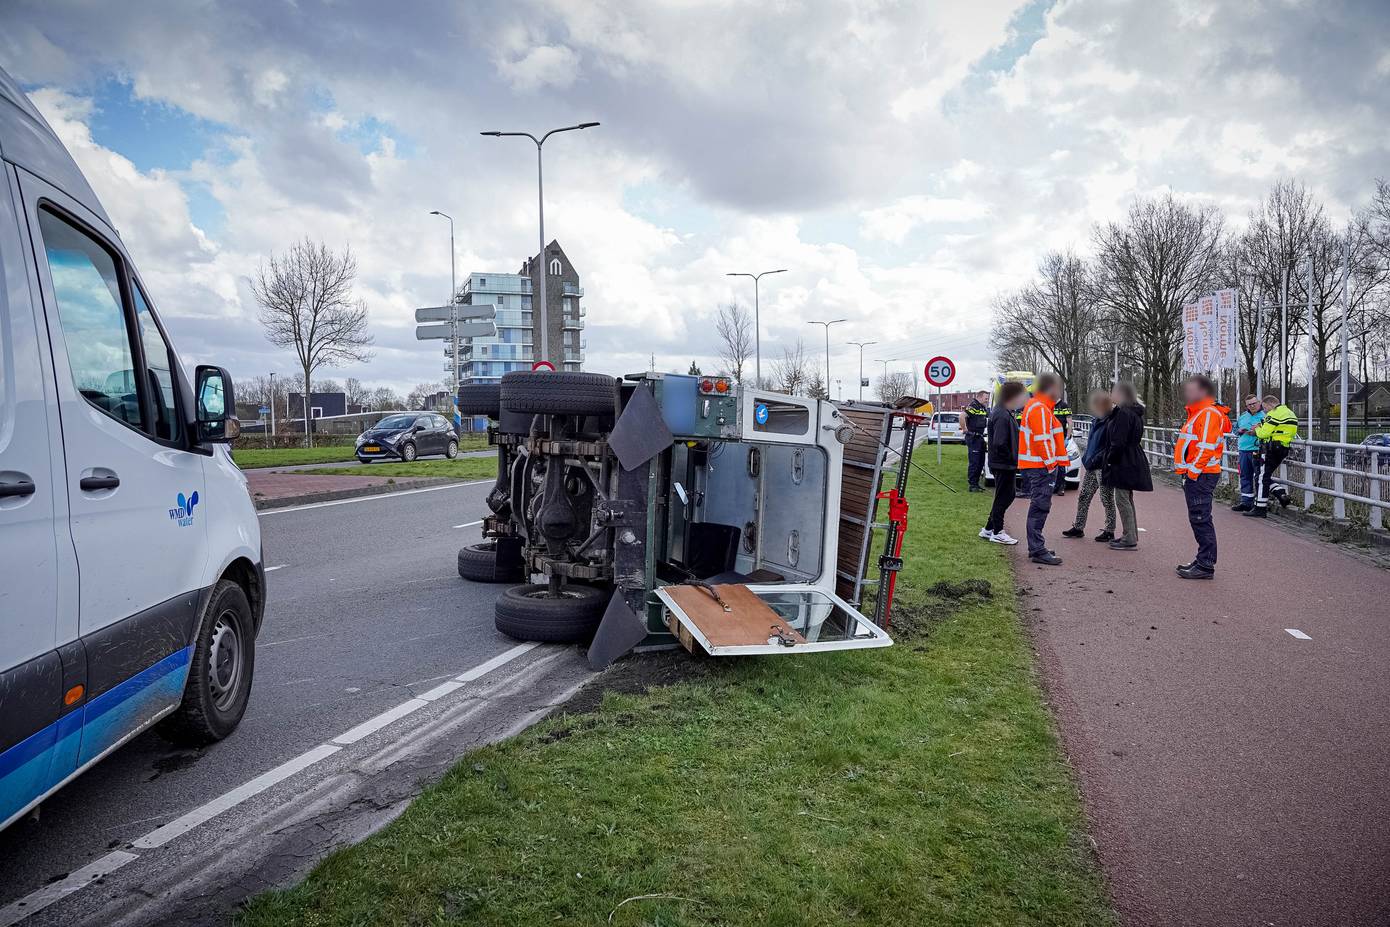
[1073,417,1388,531]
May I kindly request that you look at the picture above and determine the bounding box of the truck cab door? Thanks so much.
[18,170,206,764]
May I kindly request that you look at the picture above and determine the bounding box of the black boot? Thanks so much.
[1243,507,1268,518]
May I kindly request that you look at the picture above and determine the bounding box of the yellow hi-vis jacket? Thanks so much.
[1017,394,1066,470]
[1174,398,1231,479]
[1255,404,1298,446]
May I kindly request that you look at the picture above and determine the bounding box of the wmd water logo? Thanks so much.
[169,491,200,527]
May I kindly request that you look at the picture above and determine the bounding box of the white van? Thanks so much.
[0,67,262,832]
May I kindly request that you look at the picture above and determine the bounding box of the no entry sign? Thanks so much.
[924,356,955,388]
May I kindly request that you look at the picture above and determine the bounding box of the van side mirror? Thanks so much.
[194,365,241,444]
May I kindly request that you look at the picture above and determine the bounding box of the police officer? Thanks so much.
[1052,393,1073,495]
[1245,394,1298,517]
[962,390,989,492]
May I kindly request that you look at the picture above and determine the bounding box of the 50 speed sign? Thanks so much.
[924,356,956,388]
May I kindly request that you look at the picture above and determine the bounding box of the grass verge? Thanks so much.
[310,456,496,481]
[239,445,1112,927]
[233,435,488,469]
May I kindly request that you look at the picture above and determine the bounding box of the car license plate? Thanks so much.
[363,445,380,452]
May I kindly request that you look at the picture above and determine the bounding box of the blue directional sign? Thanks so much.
[754,402,769,425]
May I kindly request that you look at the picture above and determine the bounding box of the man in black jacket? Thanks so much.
[961,390,989,492]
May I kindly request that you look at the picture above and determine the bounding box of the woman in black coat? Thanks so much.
[1102,381,1152,549]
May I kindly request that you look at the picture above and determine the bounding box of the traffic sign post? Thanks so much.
[924,356,956,464]
[414,303,500,430]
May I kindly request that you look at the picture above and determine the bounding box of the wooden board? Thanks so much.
[661,583,806,653]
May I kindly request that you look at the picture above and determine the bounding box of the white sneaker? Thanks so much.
[978,527,995,540]
[990,531,1019,545]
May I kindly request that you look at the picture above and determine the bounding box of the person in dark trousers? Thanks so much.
[1052,393,1074,495]
[1246,394,1298,517]
[980,381,1027,545]
[1231,394,1264,512]
[962,390,989,492]
[1102,380,1152,550]
[1018,372,1068,565]
[1062,390,1116,541]
[1173,374,1231,579]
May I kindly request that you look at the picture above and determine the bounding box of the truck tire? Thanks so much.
[457,540,524,584]
[457,383,502,417]
[158,580,255,745]
[500,371,617,416]
[494,583,607,643]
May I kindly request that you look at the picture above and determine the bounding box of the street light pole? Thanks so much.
[481,122,600,368]
[848,340,877,401]
[429,210,458,428]
[807,319,846,398]
[726,268,787,387]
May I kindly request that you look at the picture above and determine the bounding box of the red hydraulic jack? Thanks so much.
[871,412,922,629]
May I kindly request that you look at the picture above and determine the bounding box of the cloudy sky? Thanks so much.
[3,0,1386,398]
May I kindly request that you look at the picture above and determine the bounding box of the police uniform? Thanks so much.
[1052,396,1073,494]
[963,397,988,490]
[1247,404,1298,516]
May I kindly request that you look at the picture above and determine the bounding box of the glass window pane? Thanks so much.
[38,209,142,429]
[132,286,181,441]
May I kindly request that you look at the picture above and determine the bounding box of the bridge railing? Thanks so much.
[1072,417,1388,531]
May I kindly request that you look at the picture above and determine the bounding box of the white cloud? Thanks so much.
[497,44,581,92]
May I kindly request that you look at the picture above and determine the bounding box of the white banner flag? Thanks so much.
[1196,295,1217,370]
[1214,288,1238,370]
[1182,302,1200,372]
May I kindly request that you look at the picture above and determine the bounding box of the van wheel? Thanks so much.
[445,439,459,459]
[401,442,417,462]
[494,583,607,643]
[159,580,255,745]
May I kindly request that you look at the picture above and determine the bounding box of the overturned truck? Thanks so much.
[456,371,920,665]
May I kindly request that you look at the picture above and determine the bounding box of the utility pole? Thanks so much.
[429,210,457,428]
[1280,266,1289,405]
[726,269,787,387]
[481,122,600,367]
[1306,254,1314,439]
[848,340,877,401]
[807,319,846,399]
[1255,297,1265,400]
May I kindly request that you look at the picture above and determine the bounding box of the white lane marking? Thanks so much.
[454,519,483,528]
[1285,628,1312,640]
[131,743,341,849]
[418,679,466,701]
[264,564,288,572]
[5,641,548,925]
[258,480,490,516]
[331,699,430,746]
[457,642,540,683]
[0,851,139,927]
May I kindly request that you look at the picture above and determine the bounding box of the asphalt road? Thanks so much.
[0,478,566,923]
[241,448,493,473]
[1020,480,1390,926]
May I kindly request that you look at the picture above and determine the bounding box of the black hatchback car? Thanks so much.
[355,412,459,463]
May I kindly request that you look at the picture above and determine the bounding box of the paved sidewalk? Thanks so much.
[1013,481,1390,927]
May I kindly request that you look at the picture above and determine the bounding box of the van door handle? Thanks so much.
[79,475,120,491]
[0,479,36,497]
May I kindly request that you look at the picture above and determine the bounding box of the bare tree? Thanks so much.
[343,377,370,410]
[406,381,443,410]
[1091,194,1224,419]
[253,239,374,445]
[715,302,754,383]
[368,386,405,411]
[771,339,812,395]
[875,370,914,404]
[990,250,1103,401]
[806,368,828,400]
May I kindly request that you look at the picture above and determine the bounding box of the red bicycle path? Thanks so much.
[1008,479,1390,926]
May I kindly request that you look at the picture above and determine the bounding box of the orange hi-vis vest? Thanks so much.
[1174,397,1231,479]
[1017,394,1066,470]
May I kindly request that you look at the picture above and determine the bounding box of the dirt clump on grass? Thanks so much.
[889,578,993,643]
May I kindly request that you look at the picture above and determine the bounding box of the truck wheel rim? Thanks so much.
[208,612,244,711]
[521,588,586,601]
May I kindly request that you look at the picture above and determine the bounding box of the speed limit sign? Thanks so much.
[924,356,955,388]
